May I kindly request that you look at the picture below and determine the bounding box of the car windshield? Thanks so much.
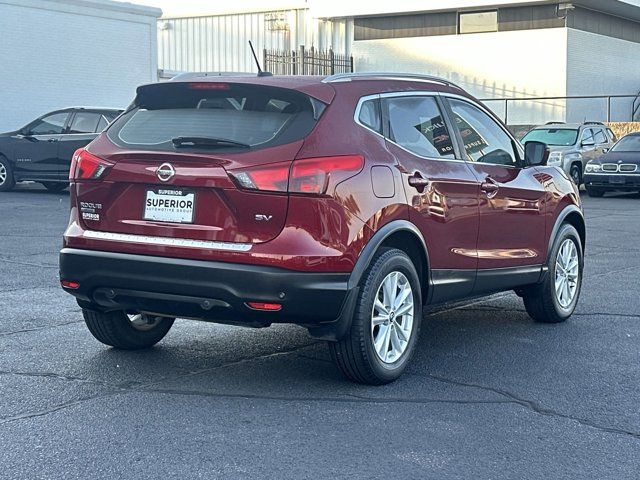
[521,128,578,146]
[108,82,323,152]
[611,135,640,152]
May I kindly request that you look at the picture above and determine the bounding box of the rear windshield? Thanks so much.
[612,135,640,152]
[521,128,578,146]
[107,82,323,152]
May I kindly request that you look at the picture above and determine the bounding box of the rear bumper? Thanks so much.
[59,248,357,340]
[584,173,640,190]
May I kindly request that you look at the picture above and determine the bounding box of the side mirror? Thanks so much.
[602,147,610,153]
[524,141,549,167]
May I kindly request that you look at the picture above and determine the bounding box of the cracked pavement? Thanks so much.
[1,184,639,479]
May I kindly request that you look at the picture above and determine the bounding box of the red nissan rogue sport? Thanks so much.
[60,73,585,384]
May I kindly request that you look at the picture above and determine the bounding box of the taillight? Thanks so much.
[228,155,364,195]
[69,149,113,181]
[290,155,363,194]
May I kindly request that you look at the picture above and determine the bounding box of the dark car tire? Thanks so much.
[586,187,605,198]
[569,164,582,186]
[0,156,16,192]
[329,248,422,385]
[83,309,175,350]
[522,224,583,324]
[42,182,68,192]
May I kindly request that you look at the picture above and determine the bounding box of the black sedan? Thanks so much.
[0,107,122,192]
[584,132,640,197]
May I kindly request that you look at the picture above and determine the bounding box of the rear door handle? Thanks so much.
[408,173,429,191]
[481,177,500,197]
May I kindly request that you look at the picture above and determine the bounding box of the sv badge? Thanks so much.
[255,214,273,221]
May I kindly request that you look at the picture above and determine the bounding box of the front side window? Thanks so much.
[385,96,455,159]
[448,98,517,166]
[69,112,102,134]
[581,128,595,145]
[593,129,607,144]
[29,112,69,135]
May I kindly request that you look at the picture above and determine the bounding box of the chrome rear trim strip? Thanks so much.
[83,230,253,252]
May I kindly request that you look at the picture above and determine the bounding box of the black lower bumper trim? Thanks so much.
[60,248,355,340]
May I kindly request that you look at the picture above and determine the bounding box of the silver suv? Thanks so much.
[521,122,617,186]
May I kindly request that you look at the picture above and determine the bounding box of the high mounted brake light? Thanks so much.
[69,149,113,181]
[187,82,230,90]
[228,155,364,195]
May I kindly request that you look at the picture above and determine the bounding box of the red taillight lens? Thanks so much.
[61,280,80,289]
[290,155,364,194]
[229,161,290,192]
[69,149,113,181]
[229,155,364,195]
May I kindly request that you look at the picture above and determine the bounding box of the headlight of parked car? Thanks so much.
[585,163,602,173]
[547,152,563,165]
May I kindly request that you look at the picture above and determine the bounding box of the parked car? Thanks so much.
[59,73,585,384]
[583,132,640,197]
[520,121,616,186]
[0,107,122,192]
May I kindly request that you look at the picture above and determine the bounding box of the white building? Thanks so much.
[0,0,161,132]
[157,0,640,125]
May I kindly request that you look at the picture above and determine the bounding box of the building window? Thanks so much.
[459,11,498,34]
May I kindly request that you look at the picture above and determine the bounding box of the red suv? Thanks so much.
[60,73,585,384]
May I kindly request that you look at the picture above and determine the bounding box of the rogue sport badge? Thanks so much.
[156,163,176,182]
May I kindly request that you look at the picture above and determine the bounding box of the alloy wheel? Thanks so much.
[554,239,580,308]
[128,314,163,332]
[0,163,6,186]
[371,271,414,364]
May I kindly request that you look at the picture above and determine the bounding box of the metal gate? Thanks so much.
[264,46,353,75]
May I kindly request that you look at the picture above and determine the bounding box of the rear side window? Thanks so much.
[69,112,101,134]
[385,96,455,159]
[108,83,323,152]
[358,99,381,133]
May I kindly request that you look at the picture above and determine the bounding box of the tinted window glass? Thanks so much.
[386,96,455,159]
[358,99,381,133]
[108,83,321,152]
[69,112,101,134]
[449,98,517,166]
[29,112,69,135]
[459,11,498,34]
[594,129,607,144]
[521,128,578,146]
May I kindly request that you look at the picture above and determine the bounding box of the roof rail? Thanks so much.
[170,72,260,81]
[545,121,566,125]
[584,121,605,125]
[322,72,462,89]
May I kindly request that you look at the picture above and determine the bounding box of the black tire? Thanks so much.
[586,186,605,198]
[569,164,582,186]
[522,224,583,323]
[0,156,15,192]
[329,248,422,385]
[83,309,174,349]
[42,182,68,192]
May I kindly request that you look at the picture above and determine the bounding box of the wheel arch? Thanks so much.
[548,204,586,261]
[349,220,429,303]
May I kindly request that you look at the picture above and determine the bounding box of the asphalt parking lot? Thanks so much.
[1,184,639,479]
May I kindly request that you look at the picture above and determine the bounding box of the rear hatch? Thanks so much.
[73,81,328,244]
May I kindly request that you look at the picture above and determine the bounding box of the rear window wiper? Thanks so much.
[171,136,251,149]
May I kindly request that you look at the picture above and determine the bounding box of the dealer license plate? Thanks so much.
[143,189,195,223]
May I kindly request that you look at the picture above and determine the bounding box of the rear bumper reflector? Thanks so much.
[82,230,252,252]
